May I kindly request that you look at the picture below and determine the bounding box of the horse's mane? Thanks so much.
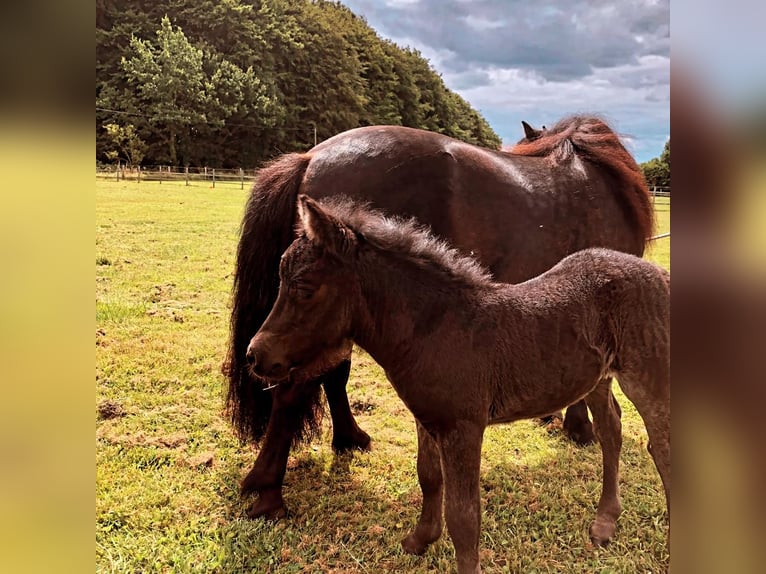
[510,115,654,245]
[314,197,493,287]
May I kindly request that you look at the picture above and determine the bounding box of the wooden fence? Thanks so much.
[96,166,672,197]
[95,165,257,189]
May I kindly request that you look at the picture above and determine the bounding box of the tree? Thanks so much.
[120,16,210,165]
[660,138,670,169]
[103,123,147,167]
[641,139,670,189]
[96,1,502,166]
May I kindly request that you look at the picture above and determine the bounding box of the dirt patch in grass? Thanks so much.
[350,398,377,415]
[97,399,125,420]
[97,429,188,449]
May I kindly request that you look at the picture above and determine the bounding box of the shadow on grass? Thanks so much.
[214,423,668,573]
[216,447,402,572]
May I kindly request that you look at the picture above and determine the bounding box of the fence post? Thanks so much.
[212,168,216,188]
[159,165,162,184]
[137,165,141,183]
[115,162,120,181]
[185,166,189,186]
[240,167,244,190]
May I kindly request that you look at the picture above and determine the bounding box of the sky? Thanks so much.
[340,0,670,163]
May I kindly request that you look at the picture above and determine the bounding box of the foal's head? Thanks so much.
[246,196,360,382]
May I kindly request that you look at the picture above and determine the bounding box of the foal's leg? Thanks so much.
[323,359,372,452]
[241,380,321,519]
[438,422,485,574]
[616,368,671,513]
[584,379,623,546]
[402,421,444,555]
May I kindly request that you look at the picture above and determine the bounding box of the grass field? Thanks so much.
[96,180,670,573]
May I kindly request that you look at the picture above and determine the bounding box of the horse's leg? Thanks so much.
[562,398,596,446]
[438,421,485,574]
[323,359,372,452]
[241,380,321,519]
[583,379,623,546]
[402,421,444,555]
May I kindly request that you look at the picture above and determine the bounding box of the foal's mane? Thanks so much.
[316,197,493,287]
[510,115,654,245]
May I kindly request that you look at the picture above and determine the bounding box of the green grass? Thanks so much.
[96,180,670,573]
[646,196,670,270]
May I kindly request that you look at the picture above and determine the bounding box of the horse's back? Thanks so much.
[301,126,464,235]
[300,125,642,283]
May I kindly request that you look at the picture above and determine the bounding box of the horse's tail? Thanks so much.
[224,153,319,444]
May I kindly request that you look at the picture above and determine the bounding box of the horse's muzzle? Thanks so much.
[247,337,289,380]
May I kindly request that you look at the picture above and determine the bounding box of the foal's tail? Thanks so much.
[223,153,315,444]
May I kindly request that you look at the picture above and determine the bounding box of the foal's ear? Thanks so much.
[297,195,357,256]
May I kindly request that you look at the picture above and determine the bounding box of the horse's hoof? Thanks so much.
[401,533,429,555]
[332,428,372,453]
[589,517,616,547]
[246,498,288,521]
[240,476,259,497]
[245,487,287,520]
[539,411,563,425]
[564,420,596,447]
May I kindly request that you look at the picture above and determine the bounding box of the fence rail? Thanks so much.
[96,166,672,196]
[96,165,258,188]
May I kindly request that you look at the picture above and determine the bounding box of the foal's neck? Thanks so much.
[351,247,499,374]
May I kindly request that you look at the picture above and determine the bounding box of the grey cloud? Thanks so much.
[344,0,669,82]
[341,0,669,161]
[449,68,493,90]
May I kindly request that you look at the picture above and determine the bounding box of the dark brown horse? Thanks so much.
[225,116,654,518]
[249,196,670,574]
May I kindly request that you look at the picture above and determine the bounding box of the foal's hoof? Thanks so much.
[332,428,372,453]
[563,419,596,446]
[589,517,617,547]
[401,533,429,556]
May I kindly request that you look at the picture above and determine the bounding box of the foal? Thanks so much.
[248,196,670,573]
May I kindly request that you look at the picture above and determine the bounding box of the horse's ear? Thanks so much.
[521,120,539,140]
[297,195,356,256]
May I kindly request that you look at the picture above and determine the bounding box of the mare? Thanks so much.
[225,115,654,518]
[248,196,670,574]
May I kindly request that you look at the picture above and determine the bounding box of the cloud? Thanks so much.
[341,0,670,161]
[349,0,668,81]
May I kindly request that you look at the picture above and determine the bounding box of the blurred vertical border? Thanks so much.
[673,1,766,572]
[0,0,93,572]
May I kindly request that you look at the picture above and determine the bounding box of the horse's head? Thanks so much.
[247,195,359,383]
[517,120,547,144]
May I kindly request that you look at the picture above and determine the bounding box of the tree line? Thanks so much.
[96,0,502,168]
[640,139,670,190]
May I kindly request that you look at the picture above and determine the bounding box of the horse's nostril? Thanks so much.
[246,346,256,365]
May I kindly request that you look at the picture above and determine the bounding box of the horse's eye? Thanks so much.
[290,283,315,300]
[298,287,314,300]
